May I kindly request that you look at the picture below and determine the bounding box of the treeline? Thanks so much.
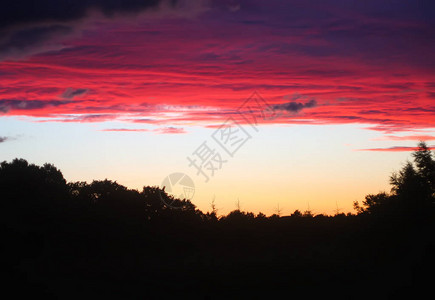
[1,143,434,299]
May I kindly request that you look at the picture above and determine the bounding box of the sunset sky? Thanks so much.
[1,0,434,215]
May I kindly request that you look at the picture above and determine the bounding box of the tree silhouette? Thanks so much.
[354,141,435,216]
[291,209,302,217]
[1,158,69,226]
[2,149,434,298]
[353,192,391,214]
[412,141,435,203]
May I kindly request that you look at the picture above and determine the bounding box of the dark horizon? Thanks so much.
[2,142,435,298]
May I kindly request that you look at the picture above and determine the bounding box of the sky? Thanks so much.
[0,0,434,215]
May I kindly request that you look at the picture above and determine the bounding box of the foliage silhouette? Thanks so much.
[2,142,434,298]
[354,141,435,218]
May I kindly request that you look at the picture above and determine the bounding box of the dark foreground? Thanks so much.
[5,213,434,299]
[2,157,434,299]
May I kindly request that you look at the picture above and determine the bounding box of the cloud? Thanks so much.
[100,127,187,134]
[373,135,435,141]
[0,136,9,143]
[154,127,187,134]
[0,1,434,134]
[0,0,206,61]
[0,25,76,60]
[273,99,317,113]
[357,145,434,152]
[61,88,88,99]
[0,99,72,113]
[228,4,241,12]
[55,114,117,122]
[100,128,149,132]
[0,0,173,30]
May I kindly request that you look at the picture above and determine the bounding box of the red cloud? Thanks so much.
[0,4,434,134]
[357,145,434,152]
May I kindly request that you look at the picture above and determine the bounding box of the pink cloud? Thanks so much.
[1,2,434,134]
[373,135,435,141]
[100,128,150,132]
[100,127,187,134]
[154,127,187,134]
[357,145,435,152]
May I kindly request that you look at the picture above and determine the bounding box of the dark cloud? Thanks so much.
[232,0,435,69]
[0,99,72,113]
[0,0,177,60]
[132,118,158,123]
[0,0,164,30]
[404,107,435,113]
[273,99,317,113]
[61,88,89,99]
[0,24,74,60]
[64,114,116,122]
[358,110,385,115]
